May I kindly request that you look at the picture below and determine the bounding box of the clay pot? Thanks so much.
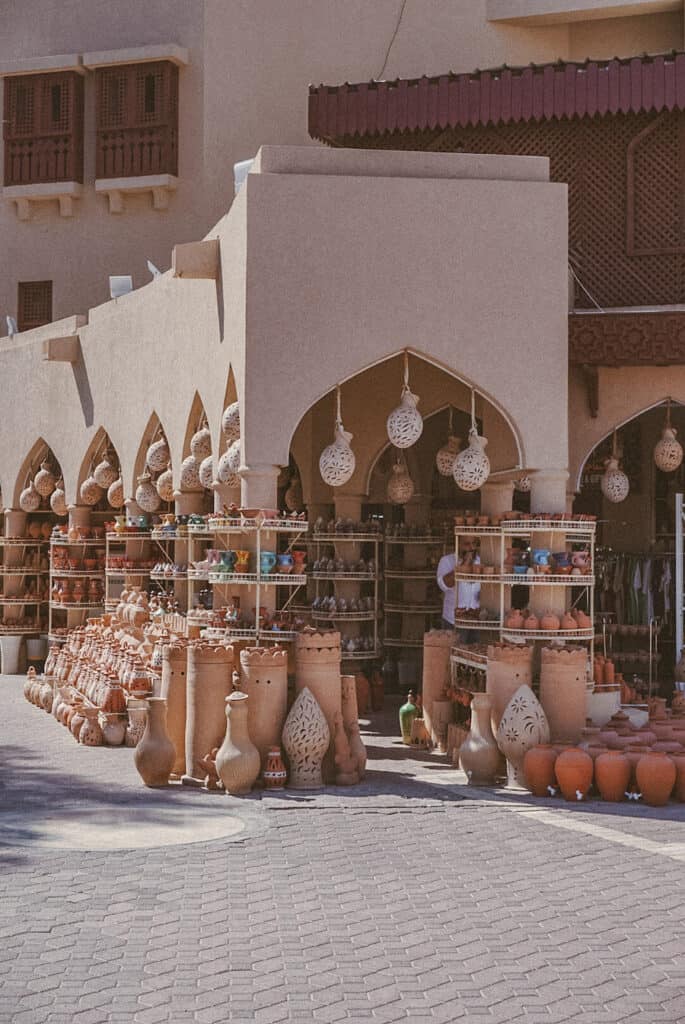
[215,692,261,795]
[183,643,234,785]
[459,694,503,786]
[70,706,87,740]
[540,647,587,744]
[134,698,175,787]
[125,701,147,747]
[160,642,188,777]
[594,750,630,802]
[100,712,126,746]
[399,694,419,745]
[262,746,287,789]
[240,647,289,765]
[554,747,593,801]
[79,708,103,747]
[523,612,539,631]
[504,609,523,629]
[485,643,533,731]
[670,753,685,802]
[540,611,560,631]
[636,751,676,806]
[522,744,557,796]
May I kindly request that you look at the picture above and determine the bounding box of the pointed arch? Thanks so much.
[12,438,64,508]
[182,391,211,460]
[132,411,171,496]
[75,427,121,507]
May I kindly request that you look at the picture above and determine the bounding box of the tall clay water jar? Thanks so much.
[239,646,288,765]
[422,630,452,744]
[486,644,533,731]
[160,640,188,777]
[539,646,588,743]
[182,642,234,786]
[295,630,341,783]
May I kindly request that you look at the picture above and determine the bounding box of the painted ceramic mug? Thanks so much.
[260,551,277,575]
[277,553,294,575]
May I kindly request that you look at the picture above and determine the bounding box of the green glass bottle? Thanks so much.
[399,690,419,745]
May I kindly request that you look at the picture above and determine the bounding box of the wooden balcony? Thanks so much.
[96,124,177,180]
[4,132,83,187]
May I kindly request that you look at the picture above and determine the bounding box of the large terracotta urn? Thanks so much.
[459,693,503,786]
[239,646,288,764]
[523,745,557,796]
[594,750,630,802]
[496,685,550,787]
[422,630,453,740]
[160,641,188,777]
[670,753,685,802]
[183,642,234,786]
[554,747,593,801]
[295,629,341,783]
[486,643,533,731]
[134,698,175,787]
[539,646,588,743]
[636,751,676,806]
[215,692,261,795]
[282,686,330,790]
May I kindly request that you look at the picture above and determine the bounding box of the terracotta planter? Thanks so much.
[125,700,148,747]
[594,750,630,802]
[421,629,453,732]
[282,686,330,790]
[636,751,676,806]
[134,698,176,787]
[459,693,503,786]
[522,744,557,796]
[215,692,261,795]
[341,675,366,779]
[496,685,550,787]
[554,747,593,801]
[240,647,288,765]
[183,642,234,786]
[540,647,588,743]
[160,641,188,777]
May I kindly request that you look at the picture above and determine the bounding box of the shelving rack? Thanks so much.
[0,524,50,635]
[383,529,448,653]
[309,531,382,661]
[49,535,106,642]
[187,523,213,611]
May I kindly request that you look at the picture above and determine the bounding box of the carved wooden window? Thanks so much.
[17,281,52,332]
[3,72,84,186]
[95,61,178,178]
[627,111,685,257]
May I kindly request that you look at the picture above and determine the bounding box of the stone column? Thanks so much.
[530,470,569,515]
[295,629,342,783]
[160,640,188,777]
[479,480,513,621]
[68,505,91,531]
[4,510,26,539]
[213,482,241,512]
[240,464,280,511]
[239,646,288,764]
[174,491,205,516]
[182,641,234,786]
[480,480,514,517]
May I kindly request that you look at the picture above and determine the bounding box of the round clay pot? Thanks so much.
[522,744,557,796]
[636,751,676,806]
[624,745,647,789]
[554,747,593,801]
[594,750,630,802]
[670,753,685,802]
[70,707,87,740]
[652,741,684,754]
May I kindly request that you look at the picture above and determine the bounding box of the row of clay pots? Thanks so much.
[524,744,681,806]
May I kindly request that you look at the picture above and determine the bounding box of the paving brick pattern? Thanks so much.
[2,676,685,1023]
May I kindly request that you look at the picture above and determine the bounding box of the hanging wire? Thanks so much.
[448,406,453,435]
[469,388,477,434]
[335,384,342,428]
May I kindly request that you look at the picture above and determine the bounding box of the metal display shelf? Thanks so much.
[105,532,150,541]
[0,597,43,605]
[149,572,187,581]
[312,610,376,622]
[187,568,209,581]
[209,518,308,534]
[312,571,375,581]
[0,624,42,635]
[501,626,595,641]
[452,618,501,631]
[48,570,104,579]
[0,567,49,575]
[150,530,184,541]
[50,601,104,611]
[384,569,436,580]
[454,525,502,535]
[1,538,45,547]
[341,647,380,660]
[105,569,150,578]
[384,602,441,614]
[450,645,488,671]
[384,535,446,545]
[51,538,104,548]
[501,519,596,536]
[383,638,424,648]
[453,571,595,586]
[309,532,381,542]
[209,571,306,586]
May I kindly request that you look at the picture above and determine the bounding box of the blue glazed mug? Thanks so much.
[260,551,277,575]
[220,550,237,573]
[277,553,294,575]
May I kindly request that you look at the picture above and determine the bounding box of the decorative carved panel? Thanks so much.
[569,311,685,365]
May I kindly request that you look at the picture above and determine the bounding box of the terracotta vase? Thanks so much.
[183,642,234,786]
[294,630,341,783]
[282,686,330,790]
[459,694,503,786]
[554,747,593,801]
[100,712,126,746]
[670,753,685,802]
[594,750,630,802]
[160,641,188,777]
[636,751,676,806]
[125,700,148,747]
[215,692,261,795]
[70,706,87,740]
[239,647,289,765]
[79,708,103,746]
[340,674,366,778]
[134,698,175,787]
[523,744,558,796]
[262,746,287,789]
[496,685,550,787]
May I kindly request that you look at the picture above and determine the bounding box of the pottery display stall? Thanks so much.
[239,646,288,764]
[182,641,234,786]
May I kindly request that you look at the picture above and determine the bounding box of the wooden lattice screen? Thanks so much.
[342,112,685,309]
[3,71,84,186]
[17,281,52,332]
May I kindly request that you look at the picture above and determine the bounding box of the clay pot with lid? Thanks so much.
[554,747,593,801]
[522,744,557,796]
[636,751,676,806]
[594,750,630,802]
[523,611,539,631]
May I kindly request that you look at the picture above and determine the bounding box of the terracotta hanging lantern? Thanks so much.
[386,458,414,505]
[435,436,460,476]
[221,400,240,443]
[319,385,355,487]
[19,480,41,512]
[199,455,215,489]
[93,454,118,489]
[284,473,303,511]
[146,437,170,473]
[190,426,212,461]
[453,427,490,491]
[80,475,104,506]
[107,477,125,509]
[135,472,161,513]
[654,401,683,473]
[514,475,531,493]
[34,461,56,497]
[217,446,240,486]
[155,468,175,502]
[50,482,68,517]
[601,430,629,504]
[180,454,203,492]
[386,353,423,449]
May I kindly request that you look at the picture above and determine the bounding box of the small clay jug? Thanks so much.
[459,694,503,786]
[554,747,593,801]
[523,744,557,796]
[636,751,676,806]
[215,692,260,795]
[594,750,630,802]
[134,698,175,787]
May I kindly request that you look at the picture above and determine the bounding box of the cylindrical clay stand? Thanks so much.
[539,646,588,743]
[182,642,234,786]
[422,630,452,747]
[239,646,288,765]
[160,640,188,778]
[295,630,342,784]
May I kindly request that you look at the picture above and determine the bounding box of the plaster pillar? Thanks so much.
[124,498,143,522]
[174,491,204,516]
[529,470,569,515]
[213,483,241,512]
[240,464,280,510]
[4,510,26,539]
[480,480,514,517]
[479,481,513,617]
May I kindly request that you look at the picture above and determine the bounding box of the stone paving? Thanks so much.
[2,674,685,1023]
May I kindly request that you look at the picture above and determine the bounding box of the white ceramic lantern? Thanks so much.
[387,389,423,449]
[199,455,215,489]
[80,475,103,506]
[386,462,414,504]
[654,426,683,473]
[601,457,630,503]
[136,472,161,513]
[514,475,531,493]
[107,478,125,509]
[435,436,461,477]
[146,438,169,473]
[190,427,212,461]
[50,485,68,517]
[221,401,240,443]
[217,447,240,486]
[19,481,40,513]
[319,425,355,487]
[34,462,56,497]
[155,469,175,502]
[453,429,490,491]
[93,456,118,489]
[180,454,203,492]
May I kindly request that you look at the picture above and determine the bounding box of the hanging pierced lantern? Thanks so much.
[94,455,118,489]
[222,401,240,442]
[514,475,531,493]
[107,478,125,509]
[386,460,415,505]
[386,353,423,449]
[319,385,355,487]
[190,427,212,461]
[180,454,203,492]
[19,481,41,513]
[453,428,490,492]
[136,472,161,513]
[654,403,683,472]
[217,446,240,486]
[199,455,215,489]
[435,436,461,477]
[156,469,175,502]
[34,461,56,497]
[601,457,630,503]
[50,484,68,517]
[79,475,103,506]
[146,437,169,473]
[284,473,303,511]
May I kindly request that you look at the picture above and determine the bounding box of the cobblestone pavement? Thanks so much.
[2,675,685,1023]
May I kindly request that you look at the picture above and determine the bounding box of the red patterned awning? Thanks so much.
[309,52,685,142]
